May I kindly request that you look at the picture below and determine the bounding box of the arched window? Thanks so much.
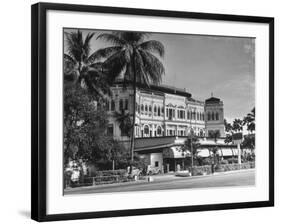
[105,100,109,111]
[144,125,149,135]
[216,112,219,120]
[145,105,148,112]
[197,112,199,120]
[149,105,152,112]
[187,111,190,119]
[211,112,215,120]
[111,100,115,111]
[207,112,211,121]
[161,106,164,114]
[141,104,144,111]
[154,105,157,115]
[157,126,162,135]
[125,99,128,110]
[202,113,205,121]
[158,106,161,116]
[119,99,123,111]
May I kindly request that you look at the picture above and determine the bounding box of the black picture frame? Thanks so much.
[31,2,274,222]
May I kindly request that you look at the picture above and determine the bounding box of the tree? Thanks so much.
[224,119,233,143]
[115,109,133,137]
[232,118,243,132]
[243,107,255,133]
[64,29,116,100]
[97,31,165,161]
[63,84,128,170]
[181,135,200,173]
[224,119,232,133]
[208,130,221,165]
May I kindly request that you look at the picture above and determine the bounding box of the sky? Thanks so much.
[64,28,255,122]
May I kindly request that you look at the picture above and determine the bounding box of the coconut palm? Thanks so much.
[182,135,200,174]
[243,107,255,133]
[208,130,221,166]
[232,118,243,133]
[224,119,232,133]
[64,29,117,99]
[97,31,165,161]
[115,109,133,137]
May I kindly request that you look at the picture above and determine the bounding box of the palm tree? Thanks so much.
[232,118,243,132]
[224,119,232,133]
[64,29,116,100]
[208,130,221,165]
[115,109,133,137]
[97,31,165,161]
[182,136,200,174]
[243,107,255,133]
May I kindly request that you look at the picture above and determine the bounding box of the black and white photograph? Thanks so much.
[63,28,256,195]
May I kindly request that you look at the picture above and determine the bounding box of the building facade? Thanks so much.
[106,83,225,140]
[104,83,235,172]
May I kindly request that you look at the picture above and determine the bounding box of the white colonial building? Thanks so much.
[104,82,233,172]
[106,82,225,140]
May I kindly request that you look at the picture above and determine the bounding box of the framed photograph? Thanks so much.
[31,2,274,222]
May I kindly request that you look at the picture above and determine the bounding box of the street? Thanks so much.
[65,169,255,195]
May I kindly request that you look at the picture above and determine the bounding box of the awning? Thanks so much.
[163,146,190,159]
[197,148,211,157]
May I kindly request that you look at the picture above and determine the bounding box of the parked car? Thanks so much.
[127,166,142,178]
[146,165,162,175]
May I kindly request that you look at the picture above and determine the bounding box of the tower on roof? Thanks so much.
[205,95,225,137]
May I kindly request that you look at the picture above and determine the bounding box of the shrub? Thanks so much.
[220,160,229,164]
[91,169,127,177]
[202,158,212,166]
[227,158,238,164]
[190,162,255,176]
[192,165,212,176]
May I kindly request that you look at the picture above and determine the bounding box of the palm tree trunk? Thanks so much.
[130,51,137,162]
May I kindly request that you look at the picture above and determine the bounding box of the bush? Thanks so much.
[227,158,238,164]
[201,158,212,166]
[220,160,229,164]
[190,162,255,176]
[192,165,212,176]
[90,169,130,185]
[91,169,127,177]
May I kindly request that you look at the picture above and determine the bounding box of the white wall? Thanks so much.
[0,0,280,224]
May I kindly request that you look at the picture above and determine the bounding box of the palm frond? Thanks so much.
[87,46,122,64]
[83,32,95,57]
[102,50,127,77]
[64,54,76,65]
[139,50,165,85]
[117,32,150,43]
[139,40,165,57]
[97,33,126,46]
[134,51,150,86]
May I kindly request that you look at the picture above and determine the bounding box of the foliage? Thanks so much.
[97,31,166,161]
[97,32,165,87]
[243,107,255,133]
[114,109,133,137]
[181,136,201,157]
[64,30,116,99]
[232,118,243,132]
[208,130,220,141]
[63,84,129,168]
[227,158,238,164]
[224,119,232,133]
[241,134,255,150]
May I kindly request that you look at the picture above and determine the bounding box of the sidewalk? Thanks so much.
[64,168,255,194]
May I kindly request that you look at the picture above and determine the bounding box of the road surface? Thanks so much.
[65,169,255,195]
